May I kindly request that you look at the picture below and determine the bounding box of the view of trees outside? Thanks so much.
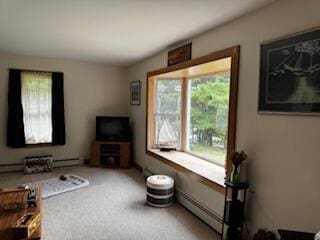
[155,80,181,148]
[154,72,230,165]
[187,72,230,165]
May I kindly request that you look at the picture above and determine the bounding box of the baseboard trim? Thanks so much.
[0,158,81,173]
[132,161,143,172]
[53,158,81,168]
[0,164,23,173]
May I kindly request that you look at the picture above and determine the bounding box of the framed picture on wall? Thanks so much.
[259,27,320,115]
[130,81,141,105]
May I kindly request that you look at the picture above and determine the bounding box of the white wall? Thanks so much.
[128,0,320,235]
[0,53,128,165]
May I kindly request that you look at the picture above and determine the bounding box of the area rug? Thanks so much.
[30,174,89,199]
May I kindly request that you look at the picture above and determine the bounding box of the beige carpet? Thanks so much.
[0,166,220,240]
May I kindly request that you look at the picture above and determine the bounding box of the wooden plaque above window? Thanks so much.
[167,43,192,66]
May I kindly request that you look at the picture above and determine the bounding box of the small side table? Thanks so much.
[221,181,249,240]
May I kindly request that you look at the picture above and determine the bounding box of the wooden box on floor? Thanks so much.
[90,141,130,168]
[0,185,42,240]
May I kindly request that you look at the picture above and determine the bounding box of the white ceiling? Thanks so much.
[0,0,274,66]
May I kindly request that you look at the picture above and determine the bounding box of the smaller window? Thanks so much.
[21,71,53,144]
[154,79,182,149]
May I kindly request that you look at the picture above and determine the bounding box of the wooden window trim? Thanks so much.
[146,46,240,189]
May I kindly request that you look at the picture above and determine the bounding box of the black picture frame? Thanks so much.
[259,27,320,115]
[130,81,141,105]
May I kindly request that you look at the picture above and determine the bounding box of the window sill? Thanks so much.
[26,143,53,148]
[146,149,226,194]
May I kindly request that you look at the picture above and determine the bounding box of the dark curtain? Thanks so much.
[52,72,65,145]
[7,69,26,147]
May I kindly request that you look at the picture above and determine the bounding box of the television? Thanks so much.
[96,116,130,141]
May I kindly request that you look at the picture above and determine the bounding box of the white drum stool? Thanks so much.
[146,175,174,207]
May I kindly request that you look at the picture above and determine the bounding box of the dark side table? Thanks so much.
[221,180,249,240]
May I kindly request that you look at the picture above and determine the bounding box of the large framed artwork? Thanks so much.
[259,27,320,114]
[130,81,141,105]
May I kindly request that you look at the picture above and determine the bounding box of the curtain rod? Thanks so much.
[9,68,63,74]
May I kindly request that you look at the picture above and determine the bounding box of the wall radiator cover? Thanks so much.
[0,157,81,173]
[143,167,223,233]
[24,155,53,174]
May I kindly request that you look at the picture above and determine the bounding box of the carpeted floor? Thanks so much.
[0,166,220,240]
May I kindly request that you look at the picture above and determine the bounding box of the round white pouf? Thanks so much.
[146,175,174,207]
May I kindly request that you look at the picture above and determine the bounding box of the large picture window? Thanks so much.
[147,46,239,181]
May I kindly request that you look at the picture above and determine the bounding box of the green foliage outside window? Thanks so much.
[189,72,230,165]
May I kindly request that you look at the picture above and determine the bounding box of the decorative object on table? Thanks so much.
[259,27,320,115]
[130,81,141,105]
[253,229,276,240]
[230,150,247,184]
[12,212,41,240]
[24,155,53,174]
[146,175,174,208]
[27,188,37,208]
[221,180,249,240]
[167,42,192,66]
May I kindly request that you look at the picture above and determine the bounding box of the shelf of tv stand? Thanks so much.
[90,140,131,168]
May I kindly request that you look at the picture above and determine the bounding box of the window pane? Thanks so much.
[156,80,181,114]
[187,72,230,165]
[21,72,52,144]
[155,80,181,148]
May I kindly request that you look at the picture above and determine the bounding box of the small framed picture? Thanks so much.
[259,27,320,115]
[130,81,141,105]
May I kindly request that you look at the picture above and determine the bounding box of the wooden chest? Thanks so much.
[12,212,41,240]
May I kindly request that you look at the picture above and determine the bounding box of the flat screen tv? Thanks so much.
[96,116,130,141]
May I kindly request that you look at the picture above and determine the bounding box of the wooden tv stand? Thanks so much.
[90,141,130,168]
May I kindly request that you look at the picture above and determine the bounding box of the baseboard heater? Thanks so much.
[0,157,81,173]
[143,167,223,233]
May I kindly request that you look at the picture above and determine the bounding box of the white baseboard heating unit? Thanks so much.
[24,155,53,174]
